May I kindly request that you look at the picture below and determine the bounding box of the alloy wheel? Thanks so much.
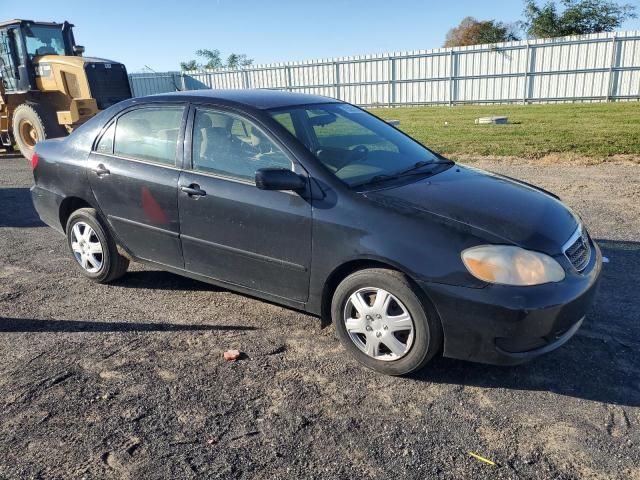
[70,222,104,273]
[343,287,415,361]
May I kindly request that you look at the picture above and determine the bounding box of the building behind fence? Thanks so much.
[129,31,640,106]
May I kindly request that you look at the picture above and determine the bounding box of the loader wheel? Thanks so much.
[12,103,65,159]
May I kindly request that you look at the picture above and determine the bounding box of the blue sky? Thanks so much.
[4,0,640,72]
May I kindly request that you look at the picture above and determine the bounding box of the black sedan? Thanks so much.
[30,90,602,375]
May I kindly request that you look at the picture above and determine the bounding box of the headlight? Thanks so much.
[461,245,565,286]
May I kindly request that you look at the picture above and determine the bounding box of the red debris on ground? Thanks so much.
[223,350,241,362]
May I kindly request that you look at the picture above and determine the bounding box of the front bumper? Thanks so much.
[420,241,602,366]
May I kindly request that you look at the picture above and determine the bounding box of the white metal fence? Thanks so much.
[128,31,640,106]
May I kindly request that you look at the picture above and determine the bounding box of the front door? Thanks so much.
[178,107,312,302]
[87,104,187,268]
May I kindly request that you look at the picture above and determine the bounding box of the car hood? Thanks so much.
[364,164,578,254]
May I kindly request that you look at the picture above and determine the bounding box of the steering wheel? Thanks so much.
[350,144,369,161]
[231,135,261,158]
[330,145,370,174]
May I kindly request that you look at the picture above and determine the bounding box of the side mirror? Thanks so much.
[255,168,306,191]
[73,45,85,56]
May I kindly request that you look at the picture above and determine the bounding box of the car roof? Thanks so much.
[145,89,340,110]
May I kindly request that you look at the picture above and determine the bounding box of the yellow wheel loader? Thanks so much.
[0,19,131,159]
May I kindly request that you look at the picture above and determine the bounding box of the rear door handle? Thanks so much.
[93,164,110,176]
[180,184,207,197]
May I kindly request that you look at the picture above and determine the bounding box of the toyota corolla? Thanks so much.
[30,90,602,375]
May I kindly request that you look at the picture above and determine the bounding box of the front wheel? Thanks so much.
[332,268,442,375]
[66,208,129,283]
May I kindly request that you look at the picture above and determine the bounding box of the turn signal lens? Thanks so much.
[461,245,565,286]
[31,153,39,170]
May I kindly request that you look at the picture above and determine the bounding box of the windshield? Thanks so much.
[269,103,446,187]
[23,25,67,57]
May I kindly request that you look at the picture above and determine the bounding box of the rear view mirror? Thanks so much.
[308,113,337,127]
[255,168,306,191]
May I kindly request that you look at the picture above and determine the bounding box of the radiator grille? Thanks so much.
[564,228,591,272]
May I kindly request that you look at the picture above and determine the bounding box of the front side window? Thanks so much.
[114,107,184,165]
[192,109,292,181]
[269,103,444,187]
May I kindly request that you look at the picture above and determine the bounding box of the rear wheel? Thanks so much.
[12,102,65,159]
[332,268,442,375]
[66,208,129,283]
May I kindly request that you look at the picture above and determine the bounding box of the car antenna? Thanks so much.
[144,64,182,92]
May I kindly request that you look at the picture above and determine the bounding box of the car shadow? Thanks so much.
[0,188,45,228]
[113,270,222,291]
[412,238,640,407]
[22,234,636,405]
[0,317,257,333]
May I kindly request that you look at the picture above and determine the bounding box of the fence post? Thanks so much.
[523,43,530,104]
[285,65,293,92]
[388,56,397,107]
[242,70,250,89]
[334,61,341,100]
[607,35,618,101]
[448,50,455,106]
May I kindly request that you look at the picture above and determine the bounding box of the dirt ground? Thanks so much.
[1,156,639,479]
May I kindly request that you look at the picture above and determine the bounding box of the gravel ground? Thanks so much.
[1,156,639,479]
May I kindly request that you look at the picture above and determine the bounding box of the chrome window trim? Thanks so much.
[183,168,302,197]
[92,151,182,171]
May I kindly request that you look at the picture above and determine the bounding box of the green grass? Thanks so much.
[370,102,640,159]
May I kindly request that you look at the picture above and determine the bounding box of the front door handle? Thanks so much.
[93,164,110,176]
[180,184,207,197]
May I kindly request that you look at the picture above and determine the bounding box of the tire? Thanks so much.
[66,208,129,283]
[332,268,442,375]
[12,102,66,159]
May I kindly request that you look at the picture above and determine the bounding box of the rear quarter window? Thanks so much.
[95,123,115,154]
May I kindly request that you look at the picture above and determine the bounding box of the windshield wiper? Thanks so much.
[354,159,453,188]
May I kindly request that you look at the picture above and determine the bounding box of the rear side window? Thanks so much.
[113,107,184,165]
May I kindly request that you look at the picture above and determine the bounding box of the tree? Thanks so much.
[180,49,254,71]
[444,17,520,47]
[179,60,198,71]
[226,53,253,69]
[522,0,637,38]
[196,49,224,69]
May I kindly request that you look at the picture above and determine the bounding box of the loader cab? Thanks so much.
[0,19,76,93]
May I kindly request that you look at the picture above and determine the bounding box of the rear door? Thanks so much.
[87,104,187,268]
[177,106,312,302]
